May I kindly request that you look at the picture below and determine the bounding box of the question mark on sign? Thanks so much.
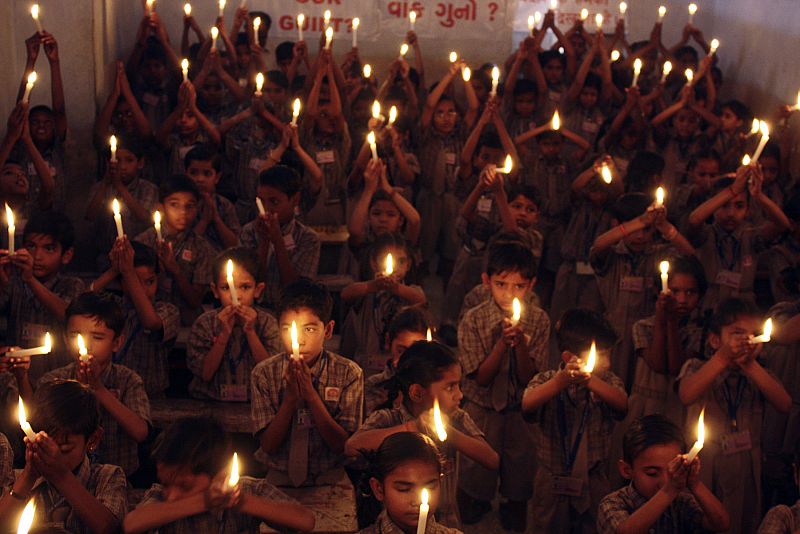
[488,2,498,21]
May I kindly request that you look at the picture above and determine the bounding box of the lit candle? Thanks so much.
[112,198,124,238]
[363,64,372,79]
[549,0,558,13]
[791,90,800,111]
[684,68,694,87]
[742,154,751,166]
[181,59,189,82]
[228,452,239,487]
[384,253,394,276]
[388,106,398,126]
[751,121,770,163]
[290,320,301,360]
[255,72,264,96]
[583,341,597,373]
[660,260,669,293]
[631,58,642,88]
[688,3,697,24]
[146,0,155,15]
[600,163,612,184]
[16,497,35,534]
[462,66,471,82]
[153,211,163,242]
[497,155,513,174]
[656,61,671,84]
[551,110,560,130]
[218,0,226,18]
[399,43,409,60]
[619,2,627,18]
[433,398,448,441]
[657,5,667,22]
[449,51,458,63]
[5,203,14,255]
[297,14,305,41]
[351,17,359,48]
[211,27,219,51]
[291,98,302,126]
[580,8,588,21]
[253,16,261,37]
[595,13,603,31]
[325,26,333,49]
[18,397,36,441]
[426,328,432,341]
[709,39,720,56]
[749,118,760,136]
[109,135,117,163]
[323,10,331,30]
[510,297,522,327]
[610,50,620,62]
[490,66,500,97]
[656,186,665,207]
[372,100,381,121]
[367,131,378,162]
[416,489,429,534]
[31,4,44,33]
[685,408,705,461]
[184,3,191,16]
[256,197,265,216]
[22,72,37,104]
[409,10,416,31]
[9,332,52,358]
[751,318,772,343]
[527,15,535,36]
[77,334,89,363]
[226,259,239,306]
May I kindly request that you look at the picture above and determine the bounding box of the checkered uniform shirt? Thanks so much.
[358,510,463,533]
[194,193,242,252]
[596,484,705,534]
[757,502,800,534]
[0,432,13,491]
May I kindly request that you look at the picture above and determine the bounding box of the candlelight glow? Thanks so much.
[686,408,705,461]
[324,9,331,25]
[385,253,394,275]
[433,398,448,441]
[218,0,226,14]
[656,186,665,206]
[663,61,672,76]
[292,98,302,120]
[752,318,772,343]
[6,204,14,231]
[421,488,429,505]
[363,64,372,78]
[31,4,40,20]
[77,334,88,358]
[633,58,642,74]
[551,110,560,130]
[583,342,597,373]
[181,58,189,75]
[595,13,603,29]
[226,259,234,280]
[601,164,612,184]
[18,397,34,439]
[794,90,800,111]
[527,15,535,32]
[184,3,191,16]
[367,131,376,146]
[109,135,117,160]
[742,154,751,166]
[210,26,219,44]
[372,100,381,120]
[462,66,471,82]
[658,5,667,19]
[400,43,409,57]
[710,38,719,53]
[228,452,239,487]
[426,328,432,342]
[16,498,35,534]
[580,8,588,21]
[491,66,500,85]
[449,51,458,63]
[610,50,620,62]
[112,198,121,217]
[43,332,52,352]
[685,68,694,84]
[750,118,760,135]
[409,10,416,25]
[760,120,769,137]
[689,3,697,15]
[325,26,333,48]
[388,106,398,125]
[291,320,300,359]
[512,297,521,323]
[352,17,359,30]
[619,2,627,15]
[254,16,261,33]
[550,0,558,11]
[255,72,265,93]
[297,13,305,29]
[498,155,513,174]
[660,260,670,277]
[27,71,37,86]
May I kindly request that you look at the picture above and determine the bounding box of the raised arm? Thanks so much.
[41,33,67,139]
[421,63,459,130]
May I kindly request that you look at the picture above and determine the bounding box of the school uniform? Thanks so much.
[302,129,352,228]
[457,298,549,503]
[134,227,214,325]
[766,235,800,304]
[648,131,705,194]
[194,193,241,252]
[40,362,151,476]
[457,284,542,325]
[364,361,397,413]
[358,510,463,534]
[0,432,13,490]
[562,102,605,159]
[250,350,363,487]
[187,307,282,401]
[166,131,212,175]
[12,136,68,211]
[758,501,800,534]
[524,369,626,533]
[597,483,707,534]
[227,118,278,223]
[677,358,771,534]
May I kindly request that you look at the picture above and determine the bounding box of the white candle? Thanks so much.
[18,397,36,441]
[661,61,672,83]
[153,211,163,242]
[109,135,118,163]
[497,155,513,174]
[684,68,694,87]
[656,186,665,207]
[409,10,416,31]
[685,409,705,461]
[211,27,219,51]
[792,91,800,112]
[323,9,331,30]
[367,131,378,162]
[688,3,697,24]
[416,489,429,534]
[351,17,359,48]
[22,71,37,104]
[660,260,669,293]
[583,341,597,373]
[426,328,432,342]
[510,297,521,326]
[255,72,264,96]
[291,98,302,126]
[291,320,301,360]
[433,398,448,441]
[600,163,612,184]
[112,198,124,238]
[657,5,667,22]
[5,204,14,255]
[9,333,52,358]
[631,58,642,88]
[31,4,44,33]
[751,121,770,163]
[388,106,398,126]
[16,497,35,534]
[77,334,89,363]
[490,66,500,97]
[226,259,239,306]
[256,197,266,215]
[296,14,305,41]
[181,59,189,82]
[384,253,394,275]
[325,26,333,49]
[751,318,772,343]
[218,0,226,18]
[146,0,156,15]
[228,452,239,487]
[183,3,191,16]
[462,66,471,82]
[372,100,381,121]
[253,16,261,39]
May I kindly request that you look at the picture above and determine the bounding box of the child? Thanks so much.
[347,341,498,528]
[340,233,426,367]
[90,239,180,398]
[456,241,549,531]
[710,99,751,172]
[0,211,84,383]
[358,432,463,534]
[187,247,281,401]
[123,416,316,533]
[364,306,429,411]
[522,308,628,533]
[250,278,363,487]
[37,293,152,476]
[0,380,127,533]
[670,149,722,228]
[0,431,13,489]
[677,298,792,533]
[597,414,730,533]
[240,165,321,309]
[759,455,800,533]
[185,144,241,252]
[134,174,214,326]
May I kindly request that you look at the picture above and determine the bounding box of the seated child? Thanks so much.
[0,211,84,383]
[0,380,127,533]
[522,308,628,533]
[36,293,151,476]
[597,414,730,533]
[251,278,363,487]
[358,432,463,534]
[187,247,281,401]
[678,298,792,533]
[123,416,316,534]
[347,340,498,528]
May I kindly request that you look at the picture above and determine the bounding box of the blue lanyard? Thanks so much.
[556,389,591,472]
[721,374,746,430]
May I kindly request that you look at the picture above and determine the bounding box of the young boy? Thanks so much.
[185,144,241,252]
[37,293,152,476]
[0,211,84,383]
[597,414,730,533]
[0,380,127,533]
[522,308,628,533]
[124,416,316,533]
[134,173,214,326]
[250,278,363,487]
[677,298,792,533]
[456,241,549,531]
[187,247,282,401]
[240,166,320,310]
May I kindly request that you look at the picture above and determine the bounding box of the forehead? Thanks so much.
[435,100,456,111]
[385,460,440,483]
[724,314,761,331]
[438,363,461,382]
[370,199,399,212]
[67,314,112,332]
[164,191,198,203]
[632,442,682,468]
[394,330,426,345]
[489,271,531,284]
[24,233,60,247]
[280,306,324,325]
[258,185,289,200]
[188,160,214,171]
[509,195,536,208]
[670,272,698,288]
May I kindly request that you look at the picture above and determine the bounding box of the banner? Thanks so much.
[513,0,622,34]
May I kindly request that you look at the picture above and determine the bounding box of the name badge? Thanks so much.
[721,430,752,455]
[181,248,193,262]
[296,408,313,429]
[715,270,742,289]
[315,150,335,165]
[141,92,160,106]
[575,261,594,276]
[477,197,493,215]
[445,152,456,166]
[249,158,267,171]
[619,276,644,292]
[283,233,296,251]
[551,475,584,497]
[742,255,753,268]
[581,120,599,134]
[220,384,248,402]
[324,386,341,402]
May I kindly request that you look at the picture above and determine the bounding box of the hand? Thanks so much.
[289,124,300,147]
[115,237,136,275]
[664,454,690,496]
[156,240,180,275]
[406,31,418,46]
[11,248,35,283]
[655,290,675,320]
[235,305,258,333]
[217,305,236,337]
[279,125,292,149]
[25,34,41,63]
[732,164,749,194]
[735,340,761,371]
[293,358,316,401]
[200,193,216,224]
[363,159,381,191]
[557,354,591,386]
[416,406,450,439]
[543,10,555,29]
[283,362,301,405]
[41,33,59,63]
[501,320,525,348]
[0,348,31,381]
[373,274,398,294]
[747,165,763,199]
[478,166,497,191]
[258,212,283,246]
[233,6,248,30]
[204,471,241,513]
[293,41,308,61]
[77,356,105,391]
[718,332,751,361]
[592,154,614,175]
[637,205,661,227]
[6,103,28,142]
[29,432,71,482]
[687,456,701,491]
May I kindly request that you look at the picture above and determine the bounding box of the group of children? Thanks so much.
[1,3,800,533]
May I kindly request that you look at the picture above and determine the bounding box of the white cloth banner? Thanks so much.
[513,0,622,34]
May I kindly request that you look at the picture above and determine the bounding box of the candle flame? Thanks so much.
[184,3,191,16]
[27,71,37,85]
[462,66,471,82]
[325,26,333,45]
[433,398,448,441]
[291,321,300,354]
[211,26,219,39]
[181,58,189,72]
[112,198,121,217]
[31,4,40,20]
[352,17,360,30]
[421,488,429,505]
[218,0,225,12]
[255,72,264,92]
[385,253,393,275]
[292,98,302,118]
[512,297,521,323]
[367,131,376,146]
[795,90,800,110]
[226,259,234,281]
[742,154,751,166]
[324,10,331,23]
[660,260,670,276]
[388,106,398,125]
[619,2,627,15]
[449,51,458,63]
[426,328,432,342]
[550,0,558,10]
[601,164,612,184]
[658,5,667,18]
[610,50,620,62]
[77,334,88,357]
[499,155,513,173]
[527,15,535,31]
[583,341,597,373]
[16,498,35,534]
[154,210,161,226]
[663,61,672,75]
[18,397,29,430]
[372,100,381,120]
[580,8,588,21]
[254,16,261,32]
[710,38,719,53]
[688,3,698,15]
[535,11,542,24]
[633,58,642,74]
[297,13,305,26]
[400,43,409,57]
[5,203,14,228]
[363,64,372,78]
[409,10,416,23]
[760,120,769,137]
[656,186,665,206]
[685,68,694,83]
[761,318,773,342]
[43,332,52,353]
[750,118,760,134]
[109,134,117,152]
[595,13,603,29]
[228,452,239,487]
[551,110,560,130]
[696,408,705,446]
[491,66,500,83]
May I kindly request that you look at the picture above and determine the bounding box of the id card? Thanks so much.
[477,197,493,215]
[324,386,341,402]
[181,248,193,262]
[575,261,594,276]
[721,430,752,455]
[551,475,584,497]
[445,152,456,165]
[220,384,248,402]
[619,276,644,292]
[296,408,313,429]
[315,150,335,165]
[716,270,742,290]
[283,233,296,251]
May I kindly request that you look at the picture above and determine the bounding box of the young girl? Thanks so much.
[345,341,499,528]
[358,432,463,534]
[340,233,426,366]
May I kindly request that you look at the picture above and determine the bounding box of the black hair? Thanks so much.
[159,174,201,202]
[539,50,567,68]
[625,151,665,193]
[29,105,54,118]
[363,431,444,482]
[721,100,751,122]
[382,341,458,410]
[235,32,249,46]
[212,246,259,284]
[711,177,744,198]
[266,69,289,90]
[31,380,100,439]
[23,211,75,250]
[610,192,651,222]
[582,72,602,92]
[667,255,708,298]
[709,298,760,335]
[486,239,537,279]
[513,78,538,98]
[538,129,564,144]
[686,149,721,172]
[556,308,617,354]
[367,189,398,211]
[506,184,541,208]
[142,44,167,64]
[368,233,414,278]
[152,416,231,476]
[276,41,295,62]
[131,241,158,272]
[622,414,685,464]
[675,45,699,63]
[65,292,126,337]
[116,134,146,160]
[470,69,490,92]
[386,306,429,345]
[258,165,302,197]
[279,278,333,323]
[184,144,221,172]
[476,131,502,153]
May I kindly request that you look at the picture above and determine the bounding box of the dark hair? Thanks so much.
[279,278,333,323]
[235,32,249,46]
[625,151,665,193]
[159,174,201,202]
[539,50,567,68]
[582,72,602,92]
[486,240,537,279]
[722,100,751,122]
[675,45,699,63]
[212,246,259,284]
[23,211,75,250]
[32,380,100,439]
[513,78,538,98]
[610,192,651,222]
[152,416,231,476]
[275,41,295,62]
[142,44,167,65]
[393,341,458,397]
[667,255,708,298]
[386,306,429,344]
[65,292,126,336]
[709,298,760,335]
[623,414,685,464]
[476,131,502,153]
[557,308,617,354]
[363,432,444,481]
[184,144,221,172]
[115,134,146,159]
[711,177,745,199]
[258,165,302,197]
[686,149,721,172]
[368,189,398,211]
[29,105,54,118]
[131,241,158,271]
[250,11,271,29]
[507,184,541,208]
[537,129,564,144]
[266,70,289,90]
